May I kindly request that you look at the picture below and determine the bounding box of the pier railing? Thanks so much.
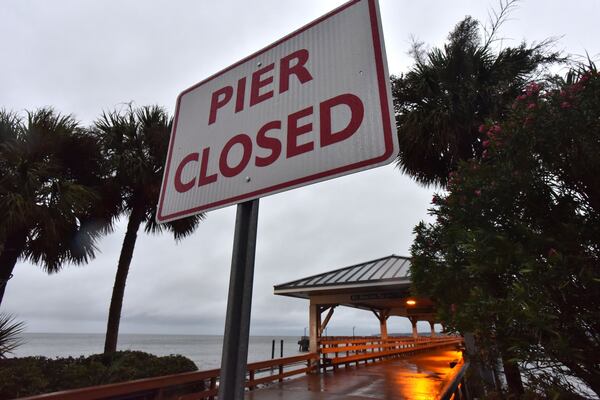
[438,358,470,400]
[319,335,462,370]
[19,353,319,400]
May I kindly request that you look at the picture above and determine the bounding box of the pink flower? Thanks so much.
[474,189,481,197]
[526,82,541,96]
[483,140,490,148]
[478,124,487,133]
[561,102,571,109]
[527,103,536,110]
[491,125,502,133]
[517,94,528,101]
[482,150,488,159]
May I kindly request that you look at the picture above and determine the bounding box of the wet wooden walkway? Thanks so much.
[19,341,465,400]
[246,349,463,400]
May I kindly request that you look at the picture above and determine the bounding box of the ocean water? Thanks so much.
[12,333,303,370]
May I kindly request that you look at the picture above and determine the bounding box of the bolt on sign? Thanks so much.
[157,0,398,223]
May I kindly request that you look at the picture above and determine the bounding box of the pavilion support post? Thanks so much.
[409,317,418,339]
[308,298,320,372]
[376,310,390,340]
[429,321,436,338]
[380,318,388,340]
[317,306,322,338]
[371,309,389,344]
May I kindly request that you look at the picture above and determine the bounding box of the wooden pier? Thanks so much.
[20,336,466,400]
[20,256,470,400]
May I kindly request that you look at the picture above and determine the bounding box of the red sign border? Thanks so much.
[158,0,395,222]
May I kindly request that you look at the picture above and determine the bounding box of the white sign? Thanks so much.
[157,0,398,222]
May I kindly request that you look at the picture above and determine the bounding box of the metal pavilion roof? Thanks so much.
[273,255,412,298]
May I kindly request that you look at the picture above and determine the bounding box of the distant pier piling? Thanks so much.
[298,336,309,352]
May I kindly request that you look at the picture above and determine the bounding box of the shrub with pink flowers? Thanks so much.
[410,65,600,399]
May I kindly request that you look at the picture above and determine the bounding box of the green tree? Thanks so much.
[411,66,600,398]
[93,105,204,354]
[392,12,561,187]
[0,108,111,307]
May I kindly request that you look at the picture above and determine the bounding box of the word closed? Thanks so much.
[158,0,398,222]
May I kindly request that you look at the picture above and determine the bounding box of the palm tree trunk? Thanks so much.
[502,354,524,397]
[103,207,144,354]
[0,230,27,308]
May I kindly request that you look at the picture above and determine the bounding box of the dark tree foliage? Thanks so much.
[0,109,114,307]
[411,66,600,398]
[92,106,204,354]
[0,351,197,398]
[392,15,561,187]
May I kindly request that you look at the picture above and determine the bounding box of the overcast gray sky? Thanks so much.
[1,0,599,338]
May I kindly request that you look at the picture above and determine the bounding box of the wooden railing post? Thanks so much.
[209,377,216,400]
[248,370,255,390]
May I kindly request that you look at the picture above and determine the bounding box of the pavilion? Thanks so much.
[273,254,440,353]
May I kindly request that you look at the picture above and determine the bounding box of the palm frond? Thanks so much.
[393,13,564,187]
[92,105,197,234]
[1,108,113,274]
[145,209,204,241]
[0,313,25,358]
[0,109,23,144]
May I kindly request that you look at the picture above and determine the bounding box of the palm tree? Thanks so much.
[0,108,111,307]
[93,105,204,354]
[392,14,561,187]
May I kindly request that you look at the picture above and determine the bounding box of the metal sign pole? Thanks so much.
[218,199,259,400]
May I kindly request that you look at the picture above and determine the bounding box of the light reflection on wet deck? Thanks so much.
[246,350,463,400]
